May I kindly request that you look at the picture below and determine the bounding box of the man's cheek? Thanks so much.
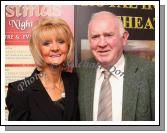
[90,44,97,50]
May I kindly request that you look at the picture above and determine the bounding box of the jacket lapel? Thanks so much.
[30,78,62,120]
[82,59,97,120]
[61,72,74,120]
[85,69,96,120]
[122,54,140,121]
[30,71,75,120]
[29,70,63,120]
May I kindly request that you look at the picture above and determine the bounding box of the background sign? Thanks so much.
[5,5,74,120]
[74,5,155,63]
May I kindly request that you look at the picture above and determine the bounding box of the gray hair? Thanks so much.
[88,11,125,36]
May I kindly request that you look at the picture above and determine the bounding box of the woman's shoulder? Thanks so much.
[8,77,30,93]
[62,71,78,84]
[8,72,38,93]
[8,69,40,92]
[6,79,29,106]
[8,79,25,89]
[6,79,31,117]
[62,71,78,78]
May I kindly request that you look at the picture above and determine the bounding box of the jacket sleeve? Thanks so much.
[149,62,155,121]
[6,82,30,121]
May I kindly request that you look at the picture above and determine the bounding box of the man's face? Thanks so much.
[88,15,129,68]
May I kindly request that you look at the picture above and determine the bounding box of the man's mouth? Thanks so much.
[97,50,111,55]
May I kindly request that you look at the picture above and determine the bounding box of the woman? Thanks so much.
[6,18,79,121]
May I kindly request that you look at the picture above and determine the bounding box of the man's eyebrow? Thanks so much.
[90,33,100,37]
[103,32,114,35]
[90,32,99,35]
[89,31,115,38]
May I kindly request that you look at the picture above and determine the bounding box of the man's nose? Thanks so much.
[98,36,107,47]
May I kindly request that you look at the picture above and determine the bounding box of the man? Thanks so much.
[76,11,155,121]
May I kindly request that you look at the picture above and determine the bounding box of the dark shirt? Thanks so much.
[53,98,65,119]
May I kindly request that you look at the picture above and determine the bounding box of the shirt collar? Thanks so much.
[97,54,125,79]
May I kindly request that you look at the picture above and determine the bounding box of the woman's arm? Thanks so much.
[6,82,30,121]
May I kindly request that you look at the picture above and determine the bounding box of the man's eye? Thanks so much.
[104,34,113,37]
[91,35,99,39]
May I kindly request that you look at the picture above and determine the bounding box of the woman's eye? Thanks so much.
[57,39,65,44]
[42,41,50,46]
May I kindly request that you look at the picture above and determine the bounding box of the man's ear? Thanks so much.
[122,31,129,46]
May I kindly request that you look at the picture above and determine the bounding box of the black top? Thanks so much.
[53,98,65,119]
[6,69,80,121]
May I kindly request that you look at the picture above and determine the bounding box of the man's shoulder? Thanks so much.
[124,53,154,83]
[80,57,97,64]
[76,58,98,69]
[125,53,154,67]
[74,58,98,76]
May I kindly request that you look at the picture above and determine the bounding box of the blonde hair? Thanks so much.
[29,18,74,70]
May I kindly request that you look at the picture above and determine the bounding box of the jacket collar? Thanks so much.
[122,54,140,121]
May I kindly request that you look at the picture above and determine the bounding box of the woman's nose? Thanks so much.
[51,41,59,51]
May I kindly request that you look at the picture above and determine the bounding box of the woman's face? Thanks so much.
[38,34,69,67]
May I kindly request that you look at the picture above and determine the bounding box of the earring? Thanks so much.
[38,72,43,77]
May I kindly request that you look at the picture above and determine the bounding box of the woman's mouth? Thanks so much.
[50,54,61,57]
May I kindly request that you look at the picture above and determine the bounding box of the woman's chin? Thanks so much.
[46,61,64,66]
[45,62,63,69]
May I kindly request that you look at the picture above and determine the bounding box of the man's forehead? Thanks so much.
[89,20,117,33]
[91,11,117,19]
[91,13,117,22]
[89,16,117,29]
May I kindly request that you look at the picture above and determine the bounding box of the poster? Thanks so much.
[5,5,74,85]
[5,5,74,120]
